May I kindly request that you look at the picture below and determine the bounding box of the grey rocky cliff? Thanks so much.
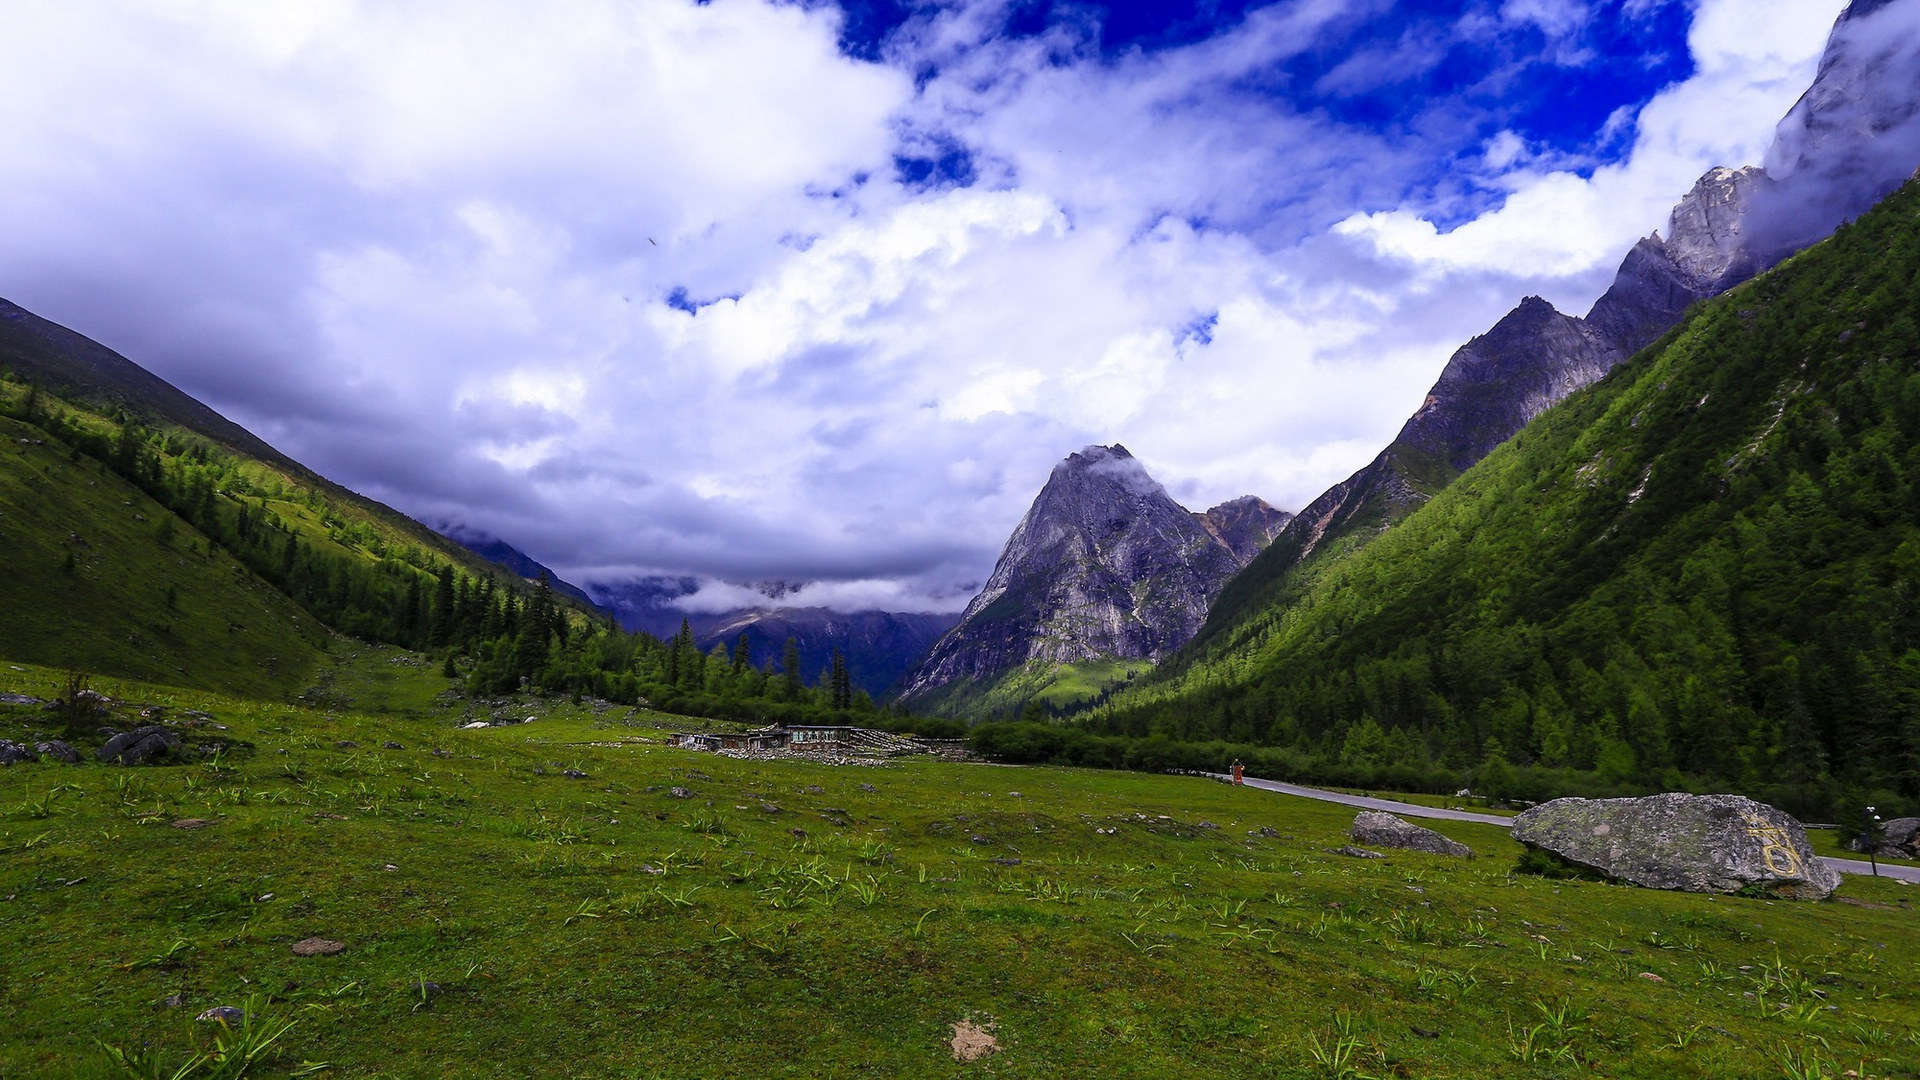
[1195,0,1920,653]
[1195,497,1293,565]
[1512,794,1840,901]
[900,446,1269,701]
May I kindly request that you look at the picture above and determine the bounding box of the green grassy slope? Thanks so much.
[2,661,1916,1078]
[912,658,1147,722]
[0,414,327,697]
[1093,179,1920,815]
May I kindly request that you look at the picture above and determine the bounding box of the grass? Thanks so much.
[0,415,326,698]
[2,655,1918,1079]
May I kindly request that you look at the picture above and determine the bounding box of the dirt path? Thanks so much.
[1203,771,1920,883]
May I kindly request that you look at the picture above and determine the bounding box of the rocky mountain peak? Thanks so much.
[1197,497,1295,566]
[1661,165,1769,290]
[898,445,1248,705]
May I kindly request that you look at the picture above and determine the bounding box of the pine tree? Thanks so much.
[731,632,752,675]
[830,648,851,710]
[429,566,457,646]
[781,637,802,701]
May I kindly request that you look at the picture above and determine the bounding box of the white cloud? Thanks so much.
[0,0,1873,617]
[1332,0,1846,310]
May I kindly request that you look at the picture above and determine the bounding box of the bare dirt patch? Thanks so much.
[950,1017,1000,1062]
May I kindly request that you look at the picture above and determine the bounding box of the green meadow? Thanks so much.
[2,652,1916,1079]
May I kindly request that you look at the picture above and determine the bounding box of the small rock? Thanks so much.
[989,858,1022,866]
[858,783,876,793]
[1411,1026,1440,1039]
[383,742,404,750]
[804,785,824,794]
[668,787,693,799]
[1352,812,1472,858]
[383,864,399,872]
[1249,825,1281,838]
[0,693,47,707]
[461,721,489,730]
[760,803,782,814]
[197,1006,245,1026]
[1196,821,1219,830]
[524,716,537,724]
[291,937,346,956]
[562,769,588,780]
[99,726,180,765]
[1007,791,1023,798]
[170,819,213,830]
[1333,845,1386,859]
[334,740,359,749]
[165,994,186,1008]
[969,834,992,845]
[790,828,809,840]
[34,740,80,763]
[1639,972,1665,983]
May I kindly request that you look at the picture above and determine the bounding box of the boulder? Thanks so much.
[98,726,180,765]
[1351,811,1472,857]
[1845,817,1920,860]
[1511,793,1840,900]
[0,740,32,766]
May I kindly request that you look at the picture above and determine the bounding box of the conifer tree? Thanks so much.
[781,637,802,701]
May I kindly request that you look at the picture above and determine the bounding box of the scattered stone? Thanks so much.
[1639,972,1665,983]
[968,834,992,845]
[804,784,824,794]
[383,864,399,872]
[1351,812,1473,858]
[197,1006,245,1026]
[34,740,80,763]
[562,769,588,780]
[759,802,782,814]
[461,721,489,730]
[1007,791,1023,798]
[291,937,346,957]
[1411,1027,1440,1039]
[98,726,180,765]
[0,693,47,707]
[0,740,32,766]
[989,858,1022,867]
[1095,827,1117,835]
[1511,793,1841,900]
[383,742,404,750]
[790,828,809,840]
[1333,845,1386,859]
[668,787,693,799]
[1196,821,1219,830]
[684,770,712,781]
[170,819,213,830]
[431,749,451,758]
[335,741,359,749]
[858,783,876,793]
[950,1018,1000,1063]
[1249,826,1281,838]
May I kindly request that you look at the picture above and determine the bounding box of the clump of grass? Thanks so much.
[97,995,303,1079]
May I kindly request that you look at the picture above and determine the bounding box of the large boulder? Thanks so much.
[1512,793,1839,900]
[0,740,32,766]
[1845,817,1920,860]
[1351,811,1472,857]
[98,726,180,765]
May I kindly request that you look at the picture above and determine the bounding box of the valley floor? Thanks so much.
[2,654,1917,1079]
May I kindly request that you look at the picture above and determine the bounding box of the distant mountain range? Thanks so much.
[436,523,605,615]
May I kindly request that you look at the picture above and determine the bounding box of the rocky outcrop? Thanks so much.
[900,445,1274,702]
[1193,0,1920,657]
[1350,811,1472,857]
[0,740,32,766]
[1512,794,1840,900]
[98,726,180,765]
[1195,497,1293,565]
[1845,816,1920,859]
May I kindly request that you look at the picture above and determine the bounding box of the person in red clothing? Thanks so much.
[1231,759,1244,785]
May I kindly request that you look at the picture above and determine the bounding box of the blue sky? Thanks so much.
[0,0,1858,613]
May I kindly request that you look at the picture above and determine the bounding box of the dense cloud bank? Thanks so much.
[0,0,1847,612]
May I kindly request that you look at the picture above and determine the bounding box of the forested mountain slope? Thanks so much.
[1089,177,1920,812]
